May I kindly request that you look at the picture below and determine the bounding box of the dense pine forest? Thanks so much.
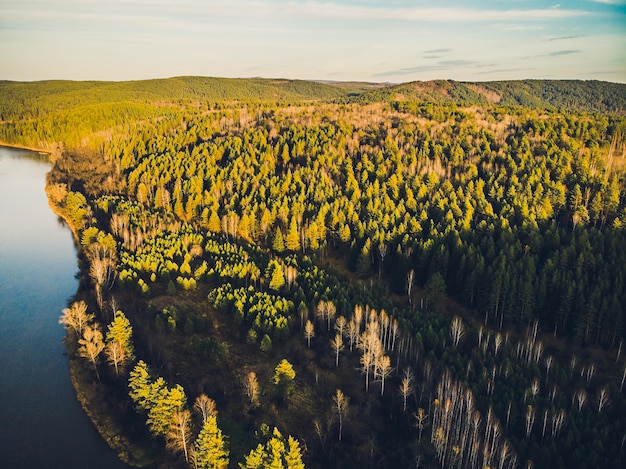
[2,77,626,468]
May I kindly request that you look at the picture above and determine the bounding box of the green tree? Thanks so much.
[241,427,304,469]
[129,360,153,410]
[424,272,446,312]
[194,415,230,469]
[105,310,134,375]
[146,382,187,436]
[272,227,285,253]
[274,359,296,398]
[285,216,301,252]
[268,261,285,291]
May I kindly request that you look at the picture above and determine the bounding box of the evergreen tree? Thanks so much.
[274,359,296,398]
[194,415,229,469]
[105,310,134,375]
[272,227,285,253]
[285,216,301,252]
[241,427,304,469]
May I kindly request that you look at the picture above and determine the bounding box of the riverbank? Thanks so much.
[45,167,155,468]
[0,140,51,153]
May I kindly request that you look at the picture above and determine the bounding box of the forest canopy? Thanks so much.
[4,76,626,469]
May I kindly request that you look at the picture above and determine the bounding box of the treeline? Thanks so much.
[357,79,626,113]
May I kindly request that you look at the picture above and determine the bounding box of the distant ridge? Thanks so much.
[355,79,626,113]
[1,77,625,119]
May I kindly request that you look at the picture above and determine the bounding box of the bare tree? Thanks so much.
[304,320,315,349]
[570,354,578,379]
[244,371,259,407]
[105,340,125,376]
[525,406,535,438]
[585,362,596,386]
[596,386,611,413]
[400,368,413,412]
[450,316,466,347]
[166,409,192,463]
[331,333,344,367]
[414,407,428,442]
[573,389,587,412]
[59,300,94,337]
[333,389,350,441]
[494,332,503,355]
[78,323,104,380]
[347,318,359,351]
[375,354,393,396]
[194,394,217,422]
[316,300,337,331]
[406,269,415,303]
[551,409,567,439]
[335,315,347,338]
[544,355,554,384]
[284,265,298,290]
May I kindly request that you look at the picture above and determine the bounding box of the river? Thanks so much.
[0,146,128,468]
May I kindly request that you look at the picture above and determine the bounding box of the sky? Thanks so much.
[1,0,625,83]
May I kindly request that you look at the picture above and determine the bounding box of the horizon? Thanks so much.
[1,1,625,84]
[3,75,626,86]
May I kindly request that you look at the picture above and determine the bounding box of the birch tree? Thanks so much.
[166,409,192,463]
[333,389,350,442]
[78,323,105,380]
[331,333,344,367]
[59,300,94,337]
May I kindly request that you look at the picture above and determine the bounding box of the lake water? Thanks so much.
[0,146,128,468]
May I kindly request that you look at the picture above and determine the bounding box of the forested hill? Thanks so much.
[354,79,626,113]
[0,76,344,120]
[1,77,625,124]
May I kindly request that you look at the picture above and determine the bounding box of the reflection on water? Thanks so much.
[0,146,128,469]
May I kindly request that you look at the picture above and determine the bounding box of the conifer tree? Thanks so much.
[241,427,303,469]
[194,415,229,469]
[105,310,134,375]
[274,359,296,398]
[272,227,285,253]
[285,216,301,252]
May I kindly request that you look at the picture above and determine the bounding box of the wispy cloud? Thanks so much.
[547,35,585,41]
[376,59,479,77]
[547,49,582,56]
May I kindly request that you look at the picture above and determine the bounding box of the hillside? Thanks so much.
[355,79,626,113]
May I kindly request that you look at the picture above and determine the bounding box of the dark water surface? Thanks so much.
[0,146,128,468]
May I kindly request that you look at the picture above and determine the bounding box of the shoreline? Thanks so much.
[0,141,53,154]
[45,179,153,468]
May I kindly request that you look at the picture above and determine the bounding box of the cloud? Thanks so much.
[547,49,582,56]
[424,48,453,54]
[375,59,479,77]
[547,35,585,41]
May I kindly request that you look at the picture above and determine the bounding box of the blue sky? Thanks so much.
[1,0,625,83]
